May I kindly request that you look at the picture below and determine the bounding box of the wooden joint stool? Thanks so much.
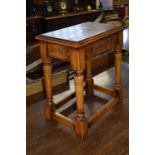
[36,22,123,139]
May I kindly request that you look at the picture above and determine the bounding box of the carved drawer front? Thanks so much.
[92,35,117,56]
[47,43,71,61]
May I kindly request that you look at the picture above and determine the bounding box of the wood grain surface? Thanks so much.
[27,63,129,155]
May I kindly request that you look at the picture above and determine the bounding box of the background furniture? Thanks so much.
[26,70,69,104]
[105,17,122,25]
[123,16,129,27]
[42,10,102,32]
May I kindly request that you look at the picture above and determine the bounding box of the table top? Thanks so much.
[123,28,129,51]
[41,22,121,42]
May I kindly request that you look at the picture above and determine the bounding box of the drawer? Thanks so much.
[92,35,116,56]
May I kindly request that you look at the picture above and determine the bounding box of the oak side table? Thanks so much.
[36,22,123,139]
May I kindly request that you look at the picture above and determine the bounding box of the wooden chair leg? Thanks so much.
[74,72,88,139]
[85,59,94,95]
[115,47,123,103]
[43,59,55,120]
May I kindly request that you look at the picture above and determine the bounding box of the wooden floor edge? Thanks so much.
[52,112,75,129]
[94,84,116,96]
[88,97,119,128]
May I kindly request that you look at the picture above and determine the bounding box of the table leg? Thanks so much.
[115,47,123,103]
[85,59,94,95]
[74,71,88,138]
[43,59,55,120]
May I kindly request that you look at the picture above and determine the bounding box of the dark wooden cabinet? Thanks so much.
[26,16,42,41]
[42,11,102,32]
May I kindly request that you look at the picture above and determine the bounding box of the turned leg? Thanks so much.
[115,47,123,103]
[43,58,55,120]
[85,59,94,95]
[74,72,88,138]
[70,48,88,138]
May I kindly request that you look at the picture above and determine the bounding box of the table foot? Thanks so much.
[75,113,88,139]
[44,100,55,121]
[116,87,123,104]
